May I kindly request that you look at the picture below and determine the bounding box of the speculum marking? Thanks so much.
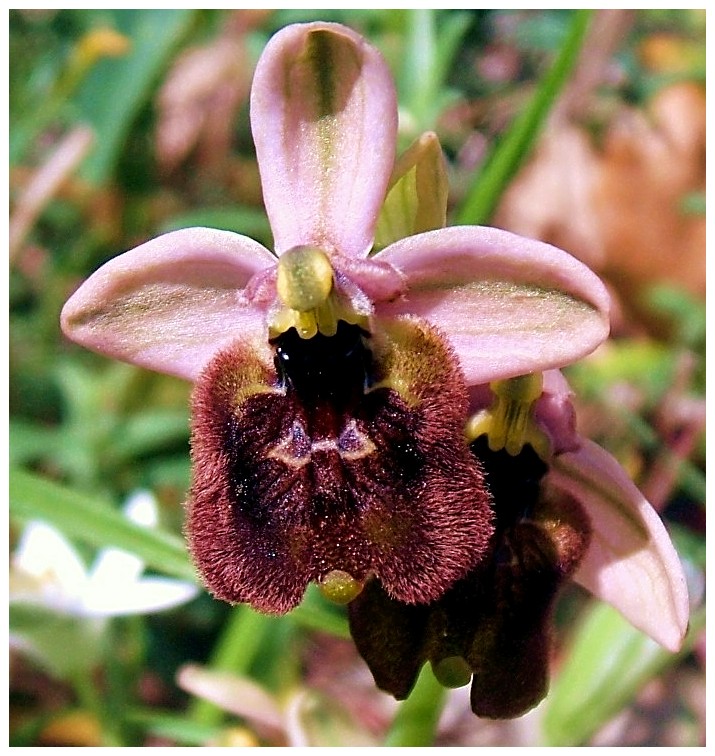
[267,418,376,468]
[337,418,376,460]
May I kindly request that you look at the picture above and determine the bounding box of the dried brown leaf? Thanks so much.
[495,81,705,331]
[156,34,250,174]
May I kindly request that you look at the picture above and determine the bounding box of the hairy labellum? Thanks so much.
[348,438,592,719]
[187,317,493,614]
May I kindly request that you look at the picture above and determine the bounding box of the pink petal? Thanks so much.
[375,226,612,384]
[60,228,276,381]
[550,439,689,651]
[331,253,407,303]
[532,370,580,455]
[177,664,285,733]
[250,22,397,257]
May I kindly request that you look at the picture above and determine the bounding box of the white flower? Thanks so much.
[11,491,198,617]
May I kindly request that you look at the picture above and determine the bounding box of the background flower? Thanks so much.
[10,491,198,680]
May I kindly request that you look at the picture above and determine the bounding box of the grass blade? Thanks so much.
[456,10,592,225]
[10,468,195,582]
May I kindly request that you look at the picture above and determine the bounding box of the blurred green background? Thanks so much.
[9,9,705,747]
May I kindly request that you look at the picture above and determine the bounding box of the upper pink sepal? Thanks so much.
[60,228,276,381]
[250,22,397,258]
[375,226,612,385]
[551,439,690,652]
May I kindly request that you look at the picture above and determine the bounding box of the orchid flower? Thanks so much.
[59,21,688,721]
[60,22,611,619]
[10,491,199,618]
[348,370,690,718]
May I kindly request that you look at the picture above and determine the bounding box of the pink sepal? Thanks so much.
[251,22,397,258]
[60,228,276,381]
[552,439,689,652]
[376,226,611,384]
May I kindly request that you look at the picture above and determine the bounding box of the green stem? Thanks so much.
[383,665,447,747]
[403,9,437,126]
[72,669,123,747]
[456,9,593,225]
[187,605,273,727]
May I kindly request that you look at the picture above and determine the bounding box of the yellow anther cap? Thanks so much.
[466,373,551,461]
[276,246,334,312]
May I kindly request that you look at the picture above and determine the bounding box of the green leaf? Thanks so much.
[456,10,593,224]
[9,420,62,466]
[566,340,676,406]
[10,604,105,679]
[399,9,470,135]
[159,207,273,246]
[9,468,196,583]
[645,284,706,348]
[432,12,473,96]
[125,709,222,745]
[112,409,189,463]
[669,523,706,569]
[542,602,704,746]
[289,584,351,640]
[187,605,282,727]
[75,9,197,184]
[680,191,706,215]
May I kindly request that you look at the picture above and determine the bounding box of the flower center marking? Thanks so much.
[267,418,376,469]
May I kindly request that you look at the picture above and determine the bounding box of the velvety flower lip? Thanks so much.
[187,317,495,613]
[348,432,593,719]
[61,21,611,387]
[349,370,690,718]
